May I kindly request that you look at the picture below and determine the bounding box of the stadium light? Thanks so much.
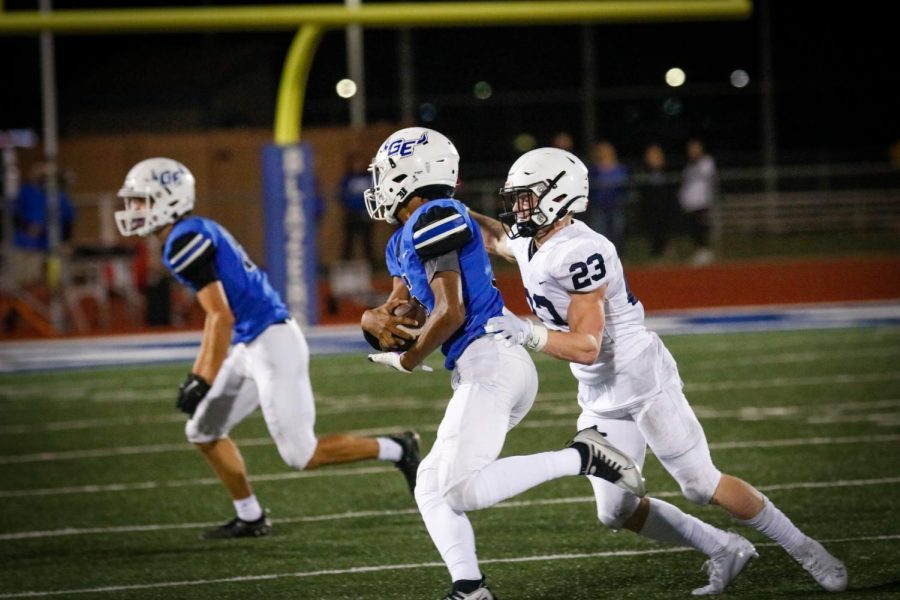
[730,69,750,88]
[335,78,357,98]
[665,67,686,87]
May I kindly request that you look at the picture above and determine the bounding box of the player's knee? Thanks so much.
[414,467,441,508]
[276,440,315,471]
[596,493,641,529]
[185,419,219,445]
[679,468,721,505]
[442,479,483,512]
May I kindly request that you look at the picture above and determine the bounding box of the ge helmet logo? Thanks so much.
[385,131,429,158]
[153,169,184,187]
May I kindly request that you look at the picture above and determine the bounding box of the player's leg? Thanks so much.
[250,320,415,481]
[415,439,486,598]
[439,342,642,512]
[626,390,756,595]
[186,346,269,537]
[712,474,848,592]
[577,406,750,596]
[649,340,847,592]
[437,341,583,513]
[414,341,552,598]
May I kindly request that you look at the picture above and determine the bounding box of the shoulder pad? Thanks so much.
[411,205,472,260]
[167,230,215,274]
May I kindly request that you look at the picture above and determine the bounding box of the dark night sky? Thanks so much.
[1,1,897,175]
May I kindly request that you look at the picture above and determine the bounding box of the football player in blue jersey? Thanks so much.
[115,157,421,539]
[361,128,646,600]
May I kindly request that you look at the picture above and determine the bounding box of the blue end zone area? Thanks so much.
[1,302,898,374]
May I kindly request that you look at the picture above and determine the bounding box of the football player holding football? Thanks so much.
[361,128,645,600]
[115,157,420,539]
[471,147,847,594]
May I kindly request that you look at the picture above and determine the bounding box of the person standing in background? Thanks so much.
[679,139,717,266]
[338,152,376,265]
[550,131,575,153]
[636,143,676,259]
[11,162,75,287]
[585,140,630,253]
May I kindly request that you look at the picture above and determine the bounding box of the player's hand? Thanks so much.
[362,300,420,348]
[177,373,211,417]
[484,314,548,351]
[367,352,433,374]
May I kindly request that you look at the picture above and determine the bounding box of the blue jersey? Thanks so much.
[386,198,504,370]
[163,217,289,344]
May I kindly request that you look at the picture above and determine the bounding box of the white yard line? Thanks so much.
[5,395,900,435]
[1,532,897,598]
[1,433,898,496]
[686,370,900,392]
[3,477,899,542]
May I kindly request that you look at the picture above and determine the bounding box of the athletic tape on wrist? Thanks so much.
[526,322,548,351]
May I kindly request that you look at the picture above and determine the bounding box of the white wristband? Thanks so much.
[526,322,548,351]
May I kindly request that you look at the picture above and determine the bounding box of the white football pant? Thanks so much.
[185,318,318,470]
[577,333,722,527]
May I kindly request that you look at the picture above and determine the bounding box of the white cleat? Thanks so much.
[442,582,495,599]
[567,426,646,497]
[692,532,758,596]
[793,538,848,592]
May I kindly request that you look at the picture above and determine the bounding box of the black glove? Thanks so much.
[177,373,211,417]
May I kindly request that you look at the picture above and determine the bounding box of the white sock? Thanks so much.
[464,448,581,509]
[233,494,263,522]
[376,437,403,462]
[738,495,806,555]
[640,498,730,556]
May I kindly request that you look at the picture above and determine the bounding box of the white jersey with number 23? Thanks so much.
[508,220,653,393]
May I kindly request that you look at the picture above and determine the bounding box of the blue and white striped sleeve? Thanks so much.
[166,232,218,290]
[411,205,473,261]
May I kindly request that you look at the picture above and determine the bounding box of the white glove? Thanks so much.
[367,352,434,374]
[484,314,548,351]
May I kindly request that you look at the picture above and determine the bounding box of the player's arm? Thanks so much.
[193,282,235,382]
[398,204,471,370]
[400,268,466,370]
[361,276,418,348]
[541,285,606,365]
[468,208,515,262]
[167,231,228,415]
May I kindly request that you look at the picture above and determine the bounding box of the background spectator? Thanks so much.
[636,143,676,259]
[338,152,375,265]
[585,140,630,252]
[550,131,575,153]
[678,139,717,266]
[11,162,75,286]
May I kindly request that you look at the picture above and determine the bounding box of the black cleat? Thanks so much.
[442,577,496,600]
[200,515,272,540]
[567,426,646,497]
[390,430,421,495]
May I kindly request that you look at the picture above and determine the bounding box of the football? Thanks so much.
[391,301,427,351]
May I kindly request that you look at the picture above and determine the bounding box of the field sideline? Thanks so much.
[1,324,899,598]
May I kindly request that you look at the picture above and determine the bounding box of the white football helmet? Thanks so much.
[365,127,459,224]
[498,147,588,239]
[115,157,195,237]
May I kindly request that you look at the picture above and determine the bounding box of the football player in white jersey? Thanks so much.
[472,147,848,595]
[115,158,421,539]
[361,128,646,600]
